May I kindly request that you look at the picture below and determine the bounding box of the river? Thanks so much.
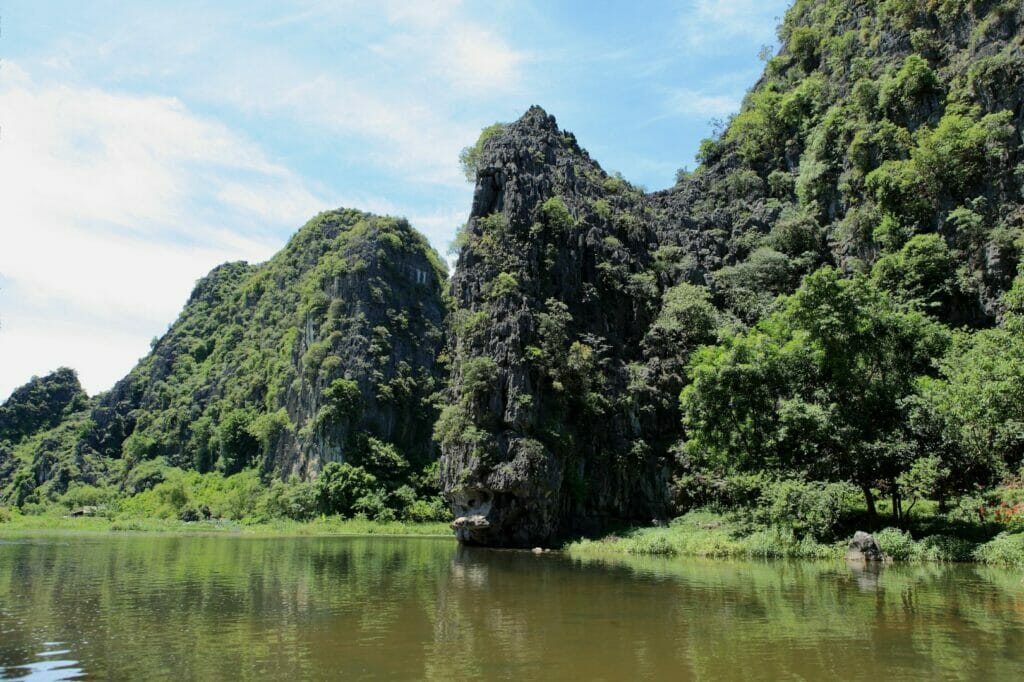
[0,535,1022,679]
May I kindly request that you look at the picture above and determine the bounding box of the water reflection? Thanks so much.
[0,642,84,681]
[0,535,1021,679]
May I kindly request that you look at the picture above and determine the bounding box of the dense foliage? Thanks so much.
[663,0,1024,545]
[3,0,1024,557]
[0,210,452,524]
[439,0,1024,549]
[0,368,87,444]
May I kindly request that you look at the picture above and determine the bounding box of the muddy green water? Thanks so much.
[0,535,1022,680]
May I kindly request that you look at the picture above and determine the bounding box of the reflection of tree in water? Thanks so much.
[1,537,1023,679]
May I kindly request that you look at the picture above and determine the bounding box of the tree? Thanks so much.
[458,123,507,183]
[316,462,377,516]
[871,233,954,311]
[680,268,949,519]
[920,315,1024,477]
[217,409,259,475]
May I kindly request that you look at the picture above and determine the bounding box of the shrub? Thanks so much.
[974,532,1024,565]
[871,233,953,308]
[352,489,395,522]
[403,496,450,522]
[757,479,861,540]
[259,476,318,521]
[672,471,767,511]
[875,527,916,559]
[459,123,507,182]
[316,462,377,516]
[879,55,939,124]
[461,357,498,397]
[915,535,975,562]
[788,26,822,71]
[539,196,575,233]
[486,272,519,300]
[316,379,362,428]
[216,408,259,475]
[122,457,172,494]
[349,436,409,484]
[58,482,119,510]
[865,159,931,228]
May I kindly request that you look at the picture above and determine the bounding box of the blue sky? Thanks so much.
[0,0,789,398]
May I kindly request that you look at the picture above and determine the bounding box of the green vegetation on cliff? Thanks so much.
[1,209,452,527]
[441,0,1024,550]
[4,0,1024,557]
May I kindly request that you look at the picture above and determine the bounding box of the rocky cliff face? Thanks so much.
[4,0,1023,543]
[83,209,448,480]
[440,108,678,546]
[441,0,1024,546]
[0,368,87,445]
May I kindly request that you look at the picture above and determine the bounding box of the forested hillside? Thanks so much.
[1,210,451,523]
[2,0,1023,555]
[442,0,1024,546]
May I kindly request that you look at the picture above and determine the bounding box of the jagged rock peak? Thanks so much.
[0,368,89,445]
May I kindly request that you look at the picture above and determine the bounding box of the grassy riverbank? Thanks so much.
[567,510,1024,566]
[0,508,452,538]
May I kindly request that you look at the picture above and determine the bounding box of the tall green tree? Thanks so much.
[680,268,949,519]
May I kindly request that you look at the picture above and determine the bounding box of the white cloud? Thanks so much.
[661,87,742,119]
[192,1,529,188]
[0,63,328,399]
[678,0,785,54]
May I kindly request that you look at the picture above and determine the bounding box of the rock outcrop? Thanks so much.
[846,531,885,562]
[441,0,1024,546]
[0,368,88,445]
[82,209,449,480]
[440,108,678,546]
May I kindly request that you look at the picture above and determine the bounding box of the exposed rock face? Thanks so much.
[846,531,885,562]
[0,368,88,445]
[83,209,448,480]
[441,108,679,546]
[441,0,1024,547]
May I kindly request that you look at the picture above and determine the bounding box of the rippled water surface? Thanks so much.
[1,534,1023,680]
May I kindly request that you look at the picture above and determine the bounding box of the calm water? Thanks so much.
[1,535,1023,680]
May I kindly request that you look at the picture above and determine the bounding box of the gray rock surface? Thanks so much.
[846,531,885,562]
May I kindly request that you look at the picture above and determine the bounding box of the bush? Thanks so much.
[403,496,450,522]
[486,272,519,300]
[875,527,916,559]
[352,489,396,522]
[461,357,498,397]
[314,379,362,430]
[539,196,574,233]
[316,462,377,516]
[879,55,939,124]
[459,123,507,182]
[915,535,975,562]
[974,532,1024,565]
[258,476,318,521]
[672,471,767,511]
[757,479,861,540]
[58,482,119,511]
[788,26,821,71]
[216,408,259,475]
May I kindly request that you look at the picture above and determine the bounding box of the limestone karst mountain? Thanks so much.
[3,0,1023,547]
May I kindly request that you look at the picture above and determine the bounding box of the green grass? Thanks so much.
[566,510,1024,566]
[0,509,453,538]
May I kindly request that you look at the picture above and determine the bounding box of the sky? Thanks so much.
[0,0,789,400]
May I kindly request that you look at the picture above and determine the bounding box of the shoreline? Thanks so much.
[0,514,454,539]
[565,511,1024,567]
[4,511,1023,568]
